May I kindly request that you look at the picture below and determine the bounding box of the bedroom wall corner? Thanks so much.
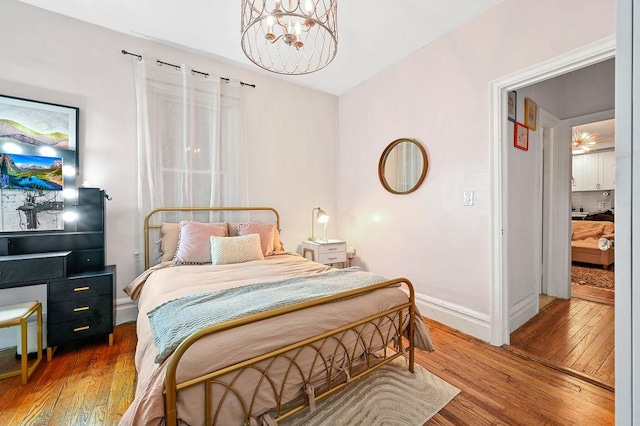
[0,0,339,302]
[335,0,615,340]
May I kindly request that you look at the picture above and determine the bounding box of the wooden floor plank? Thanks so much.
[522,301,603,355]
[572,283,614,305]
[0,320,614,425]
[509,296,615,390]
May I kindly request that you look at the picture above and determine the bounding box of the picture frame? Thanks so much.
[524,97,537,130]
[514,122,529,151]
[0,94,79,172]
[0,94,79,232]
[507,91,517,122]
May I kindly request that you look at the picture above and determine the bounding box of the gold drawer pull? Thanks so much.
[74,286,90,292]
[328,256,338,260]
[74,326,90,332]
[73,306,90,312]
[328,247,337,251]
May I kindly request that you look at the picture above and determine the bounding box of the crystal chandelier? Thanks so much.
[240,0,338,75]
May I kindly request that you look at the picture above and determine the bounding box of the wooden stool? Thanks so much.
[0,301,43,385]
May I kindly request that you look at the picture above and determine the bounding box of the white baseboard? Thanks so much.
[115,297,138,325]
[415,293,491,342]
[508,294,538,333]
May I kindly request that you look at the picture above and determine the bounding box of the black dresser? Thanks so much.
[0,188,115,360]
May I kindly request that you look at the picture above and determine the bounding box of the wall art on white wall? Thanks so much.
[514,122,529,151]
[0,95,79,231]
[524,97,537,131]
[507,91,517,122]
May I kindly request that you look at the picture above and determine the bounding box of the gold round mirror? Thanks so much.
[378,138,428,194]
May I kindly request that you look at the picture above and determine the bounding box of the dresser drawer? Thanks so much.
[70,249,105,273]
[318,251,347,264]
[48,295,112,324]
[0,252,68,285]
[49,274,112,303]
[48,314,112,345]
[317,242,346,254]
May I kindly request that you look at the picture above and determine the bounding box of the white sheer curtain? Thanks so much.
[133,57,247,270]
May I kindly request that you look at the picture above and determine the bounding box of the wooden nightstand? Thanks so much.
[302,240,347,267]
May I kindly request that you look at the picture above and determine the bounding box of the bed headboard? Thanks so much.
[144,207,281,270]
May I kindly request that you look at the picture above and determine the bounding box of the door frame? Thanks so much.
[538,109,563,299]
[489,36,615,346]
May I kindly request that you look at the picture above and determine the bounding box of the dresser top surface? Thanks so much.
[0,251,72,262]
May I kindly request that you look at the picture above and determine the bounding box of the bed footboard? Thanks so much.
[164,278,416,426]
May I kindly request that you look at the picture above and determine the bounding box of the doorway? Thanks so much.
[491,42,616,390]
[489,36,615,346]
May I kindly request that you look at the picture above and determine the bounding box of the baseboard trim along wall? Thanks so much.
[415,293,491,342]
[115,297,138,325]
[508,294,538,334]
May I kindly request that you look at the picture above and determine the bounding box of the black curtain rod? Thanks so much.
[121,50,256,88]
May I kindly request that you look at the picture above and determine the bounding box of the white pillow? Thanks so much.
[210,234,264,265]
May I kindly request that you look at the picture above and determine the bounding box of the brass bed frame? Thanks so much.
[144,207,417,426]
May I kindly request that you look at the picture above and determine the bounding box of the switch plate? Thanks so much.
[463,191,474,206]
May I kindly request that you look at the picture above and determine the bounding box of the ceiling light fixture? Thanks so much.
[241,0,338,75]
[572,129,599,154]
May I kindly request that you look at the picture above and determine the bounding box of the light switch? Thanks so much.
[463,191,474,206]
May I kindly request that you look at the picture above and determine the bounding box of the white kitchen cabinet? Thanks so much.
[581,153,601,190]
[571,155,584,191]
[571,150,615,191]
[600,150,616,189]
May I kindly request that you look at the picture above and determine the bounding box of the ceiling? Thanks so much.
[17,0,502,95]
[573,118,615,152]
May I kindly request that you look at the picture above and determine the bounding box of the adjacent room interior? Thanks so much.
[504,60,616,391]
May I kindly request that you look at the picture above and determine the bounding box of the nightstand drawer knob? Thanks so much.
[74,286,90,292]
[328,256,338,260]
[328,247,337,251]
[74,325,90,332]
[73,306,90,312]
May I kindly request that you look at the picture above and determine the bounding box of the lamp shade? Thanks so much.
[309,207,329,241]
[316,208,329,223]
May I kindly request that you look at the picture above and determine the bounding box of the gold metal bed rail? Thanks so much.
[143,207,417,425]
[144,206,280,270]
[164,278,416,426]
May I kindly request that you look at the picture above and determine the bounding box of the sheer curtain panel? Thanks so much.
[133,58,247,271]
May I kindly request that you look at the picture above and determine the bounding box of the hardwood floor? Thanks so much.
[507,296,615,390]
[0,320,614,425]
[423,319,613,425]
[0,323,137,426]
[571,282,615,305]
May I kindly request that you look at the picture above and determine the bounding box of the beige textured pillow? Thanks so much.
[160,221,227,262]
[210,234,264,265]
[160,223,180,262]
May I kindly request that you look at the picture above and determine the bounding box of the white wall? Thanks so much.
[337,0,615,340]
[0,0,338,325]
[506,87,541,328]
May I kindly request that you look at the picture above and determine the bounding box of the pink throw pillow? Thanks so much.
[236,223,276,256]
[174,221,227,264]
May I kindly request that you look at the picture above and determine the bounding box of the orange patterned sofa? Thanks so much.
[571,220,615,269]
